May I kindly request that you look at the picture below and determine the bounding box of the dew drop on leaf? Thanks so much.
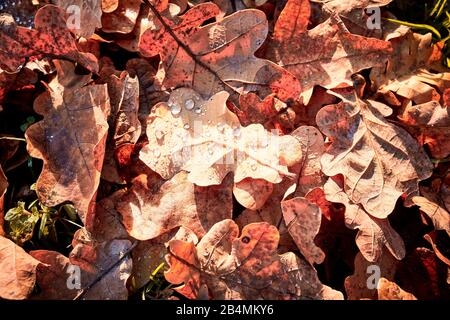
[170,102,181,115]
[185,99,195,110]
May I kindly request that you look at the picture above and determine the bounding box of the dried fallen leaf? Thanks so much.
[139,2,301,102]
[101,0,142,34]
[54,0,102,38]
[345,250,397,300]
[398,101,450,159]
[116,171,233,240]
[377,277,417,300]
[0,5,98,73]
[281,197,325,265]
[165,219,339,299]
[31,235,133,300]
[0,235,40,300]
[267,0,392,103]
[139,87,301,192]
[312,0,393,38]
[324,177,405,262]
[288,126,326,197]
[25,72,110,223]
[316,89,433,218]
[371,31,450,104]
[412,196,450,237]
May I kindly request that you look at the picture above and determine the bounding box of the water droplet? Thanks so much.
[194,107,202,114]
[183,123,190,130]
[251,163,257,171]
[185,99,195,110]
[236,278,242,284]
[261,139,269,148]
[208,144,214,155]
[233,127,241,137]
[202,251,209,257]
[153,149,161,158]
[217,122,225,132]
[170,103,181,115]
[155,130,164,140]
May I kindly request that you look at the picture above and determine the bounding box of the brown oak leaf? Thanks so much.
[25,74,110,223]
[165,219,341,299]
[377,277,417,300]
[412,195,450,237]
[371,31,450,104]
[267,0,392,103]
[0,235,40,300]
[101,0,142,34]
[31,235,133,300]
[324,177,405,262]
[139,2,302,102]
[0,5,98,73]
[398,101,450,159]
[345,250,397,300]
[116,171,233,240]
[281,197,325,265]
[316,89,433,218]
[312,0,393,38]
[54,0,102,38]
[139,88,302,197]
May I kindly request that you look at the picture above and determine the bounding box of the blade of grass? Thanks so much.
[385,18,442,39]
[430,0,443,17]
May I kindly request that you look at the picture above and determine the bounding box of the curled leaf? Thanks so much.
[316,89,433,218]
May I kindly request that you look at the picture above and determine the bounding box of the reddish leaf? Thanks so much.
[0,5,98,73]
[139,3,302,102]
[267,0,392,103]
[165,219,342,299]
[0,236,40,300]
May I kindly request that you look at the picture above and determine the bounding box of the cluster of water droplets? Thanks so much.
[0,0,37,29]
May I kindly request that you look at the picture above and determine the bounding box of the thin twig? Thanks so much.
[73,240,138,300]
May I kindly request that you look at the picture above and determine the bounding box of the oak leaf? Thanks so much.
[371,32,450,104]
[398,101,450,159]
[139,2,301,102]
[316,89,433,218]
[25,73,110,223]
[101,0,142,34]
[412,195,450,237]
[0,236,40,300]
[116,171,233,240]
[377,277,417,300]
[324,177,405,262]
[54,0,102,38]
[0,5,98,73]
[31,234,133,300]
[288,126,326,197]
[312,0,393,38]
[345,251,397,300]
[267,0,392,103]
[165,219,341,299]
[139,88,301,193]
[281,197,325,265]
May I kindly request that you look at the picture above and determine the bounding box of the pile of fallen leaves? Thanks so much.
[0,0,449,300]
